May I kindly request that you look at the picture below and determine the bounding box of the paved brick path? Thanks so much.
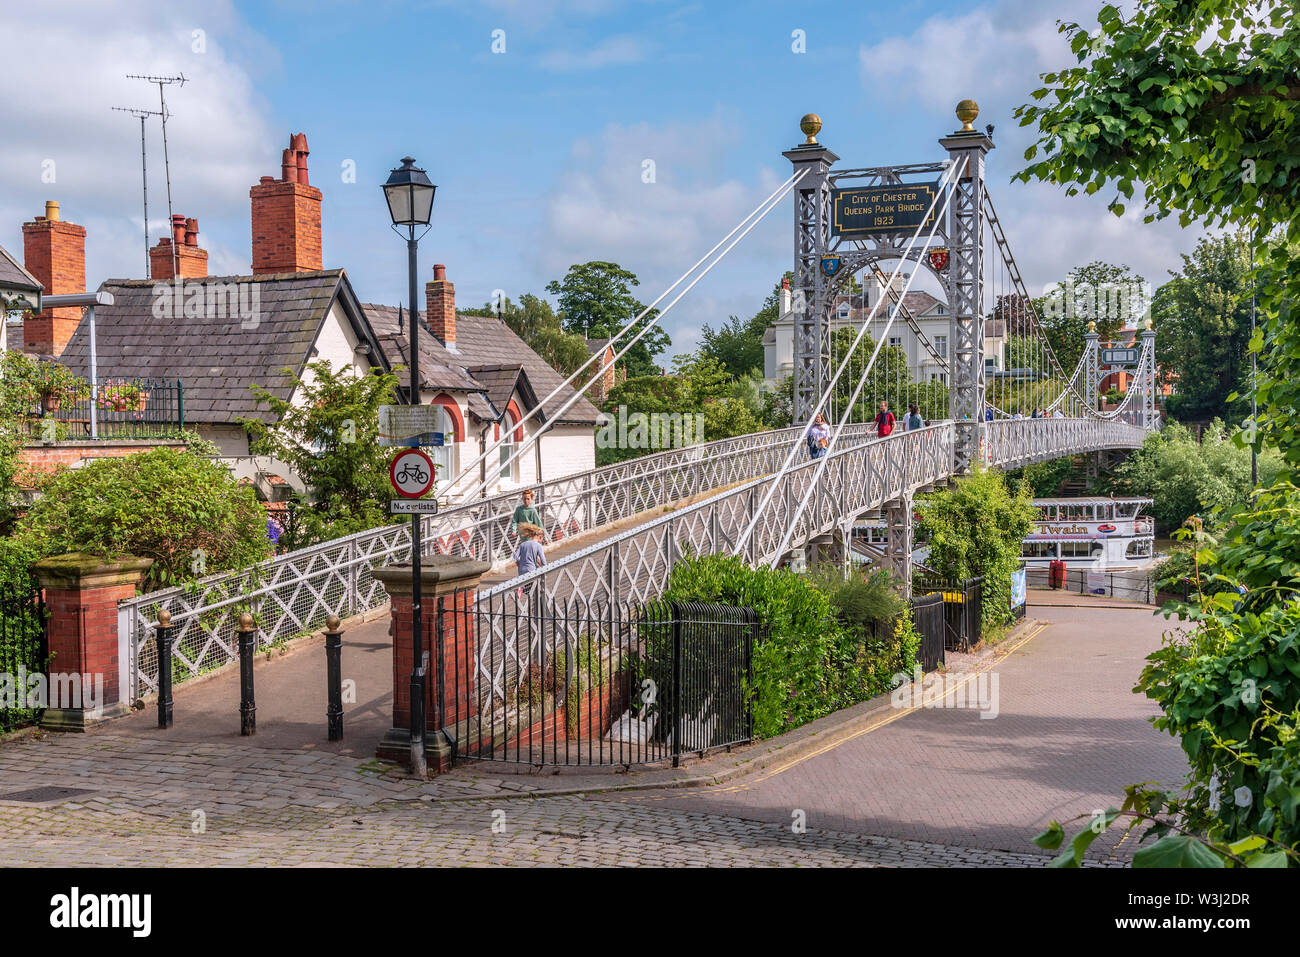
[618,601,1187,861]
[0,598,1183,867]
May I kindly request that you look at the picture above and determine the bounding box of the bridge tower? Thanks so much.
[783,115,838,425]
[939,101,994,473]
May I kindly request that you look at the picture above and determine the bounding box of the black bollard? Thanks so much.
[156,610,174,729]
[238,612,257,736]
[325,615,343,741]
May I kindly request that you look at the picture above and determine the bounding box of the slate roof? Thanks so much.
[586,337,612,357]
[362,304,601,426]
[58,270,372,425]
[467,363,541,418]
[0,243,41,296]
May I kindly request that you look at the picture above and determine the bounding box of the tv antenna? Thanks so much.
[112,106,164,277]
[127,73,187,277]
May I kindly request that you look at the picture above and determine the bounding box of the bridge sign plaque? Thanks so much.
[1099,347,1140,366]
[830,181,940,238]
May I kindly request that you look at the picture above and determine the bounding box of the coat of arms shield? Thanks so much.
[928,247,950,272]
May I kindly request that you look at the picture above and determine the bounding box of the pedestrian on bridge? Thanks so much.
[511,488,542,536]
[513,523,547,601]
[874,400,896,437]
[905,405,924,431]
[806,413,830,459]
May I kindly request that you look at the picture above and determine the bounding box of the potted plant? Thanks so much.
[28,361,89,414]
[97,380,149,413]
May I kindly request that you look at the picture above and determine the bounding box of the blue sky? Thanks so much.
[2,0,1205,358]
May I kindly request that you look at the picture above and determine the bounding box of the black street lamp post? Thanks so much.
[383,156,437,778]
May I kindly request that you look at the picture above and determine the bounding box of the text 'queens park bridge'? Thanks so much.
[118,103,1158,703]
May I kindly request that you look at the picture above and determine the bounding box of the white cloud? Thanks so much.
[0,0,279,284]
[536,115,790,357]
[538,34,649,71]
[859,0,1203,292]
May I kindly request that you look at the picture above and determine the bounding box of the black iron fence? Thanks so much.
[439,591,758,768]
[0,576,48,731]
[1026,567,1154,604]
[914,575,984,652]
[911,592,946,672]
[19,377,184,441]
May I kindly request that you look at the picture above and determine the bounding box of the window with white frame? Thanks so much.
[499,412,519,482]
[935,334,948,358]
[837,302,850,321]
[428,403,455,486]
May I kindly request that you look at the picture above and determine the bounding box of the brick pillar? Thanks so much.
[32,553,152,731]
[372,556,489,772]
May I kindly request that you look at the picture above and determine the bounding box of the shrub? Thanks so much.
[659,555,915,738]
[13,446,271,591]
[916,466,1035,629]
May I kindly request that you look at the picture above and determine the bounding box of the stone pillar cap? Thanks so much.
[372,557,491,597]
[33,552,154,590]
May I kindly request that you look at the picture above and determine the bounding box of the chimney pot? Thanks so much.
[433,263,446,281]
[250,131,323,275]
[44,200,60,222]
[185,218,199,246]
[171,214,187,246]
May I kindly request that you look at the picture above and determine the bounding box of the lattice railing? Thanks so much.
[473,416,1155,709]
[120,423,877,698]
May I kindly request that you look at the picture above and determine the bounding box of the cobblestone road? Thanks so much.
[0,599,1181,867]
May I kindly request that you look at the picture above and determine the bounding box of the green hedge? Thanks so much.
[660,555,917,739]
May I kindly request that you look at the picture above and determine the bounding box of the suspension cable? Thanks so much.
[439,169,808,496]
[466,168,809,499]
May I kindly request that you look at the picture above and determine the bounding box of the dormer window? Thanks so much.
[837,303,850,320]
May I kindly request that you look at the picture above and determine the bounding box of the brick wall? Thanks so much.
[17,440,187,486]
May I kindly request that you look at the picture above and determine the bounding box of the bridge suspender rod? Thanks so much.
[763,177,956,567]
[732,159,960,559]
[464,169,809,500]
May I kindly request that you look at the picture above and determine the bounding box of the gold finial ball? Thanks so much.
[956,99,980,132]
[239,612,255,631]
[1144,317,1154,331]
[799,113,822,145]
[1087,320,1097,333]
[157,610,171,627]
[326,615,341,632]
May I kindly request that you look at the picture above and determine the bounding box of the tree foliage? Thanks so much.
[916,467,1035,627]
[546,261,669,378]
[11,447,270,592]
[1153,230,1255,423]
[1104,419,1282,532]
[1015,0,1300,864]
[242,361,400,547]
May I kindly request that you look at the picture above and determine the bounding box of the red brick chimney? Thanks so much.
[22,201,86,356]
[250,132,322,275]
[149,214,209,280]
[426,263,455,347]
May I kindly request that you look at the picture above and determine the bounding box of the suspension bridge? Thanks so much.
[119,103,1159,734]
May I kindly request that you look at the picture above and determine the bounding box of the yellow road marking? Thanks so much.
[633,620,1050,801]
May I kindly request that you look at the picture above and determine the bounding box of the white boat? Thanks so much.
[1021,497,1155,569]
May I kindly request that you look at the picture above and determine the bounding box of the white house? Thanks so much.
[762,273,1006,390]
